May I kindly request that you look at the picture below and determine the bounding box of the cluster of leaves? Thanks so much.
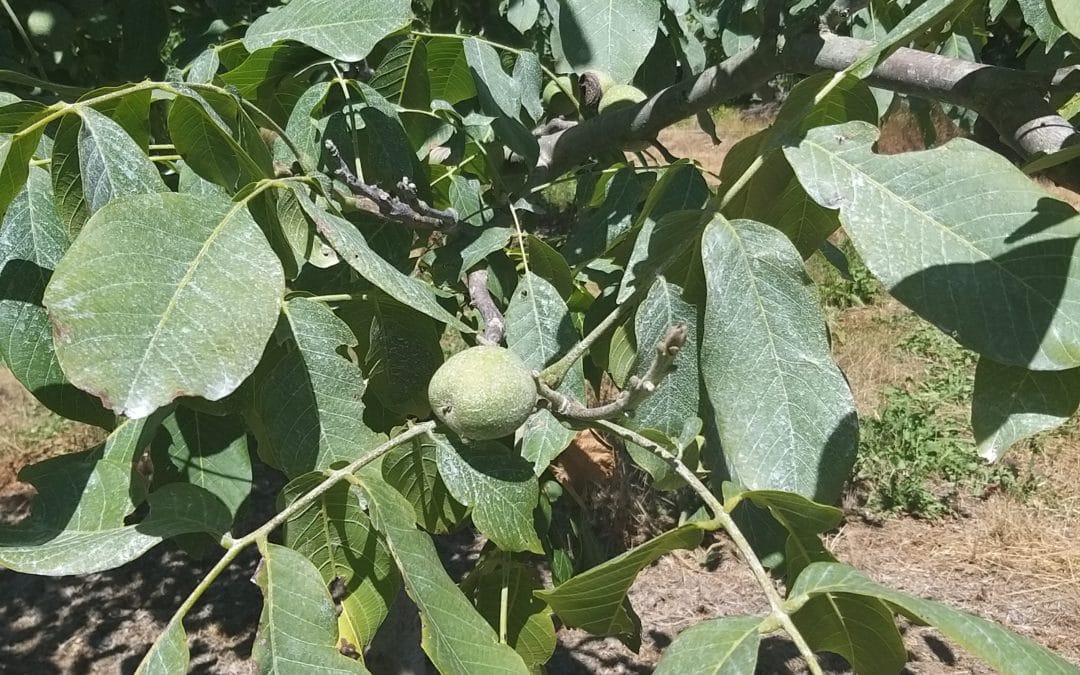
[0,1,277,88]
[0,0,1079,673]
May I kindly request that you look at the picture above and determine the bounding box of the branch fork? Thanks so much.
[536,323,688,422]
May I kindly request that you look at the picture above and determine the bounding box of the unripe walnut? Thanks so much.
[428,346,537,441]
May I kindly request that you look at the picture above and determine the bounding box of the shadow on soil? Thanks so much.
[0,488,262,674]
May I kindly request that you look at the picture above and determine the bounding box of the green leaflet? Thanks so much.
[44,192,284,419]
[971,358,1080,461]
[787,121,1080,371]
[700,216,859,502]
[0,416,231,575]
[553,0,661,82]
[253,541,372,674]
[432,434,542,553]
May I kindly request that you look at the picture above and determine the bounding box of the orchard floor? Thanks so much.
[2,118,1080,673]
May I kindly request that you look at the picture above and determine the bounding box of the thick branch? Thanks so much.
[325,140,460,231]
[534,31,1080,185]
[783,33,1080,164]
[534,43,782,182]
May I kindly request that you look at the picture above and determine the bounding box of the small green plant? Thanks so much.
[811,240,880,310]
[854,321,1030,518]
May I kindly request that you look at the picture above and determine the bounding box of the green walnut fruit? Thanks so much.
[543,75,577,116]
[428,346,537,441]
[24,2,74,49]
[541,479,564,502]
[598,83,648,114]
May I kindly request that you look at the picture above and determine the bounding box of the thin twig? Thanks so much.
[594,420,825,675]
[133,421,437,672]
[537,323,688,421]
[325,140,460,232]
[467,268,506,346]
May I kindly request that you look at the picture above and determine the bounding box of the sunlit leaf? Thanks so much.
[700,216,858,502]
[77,106,167,213]
[555,0,662,82]
[244,0,413,63]
[787,121,1080,371]
[654,615,764,675]
[252,541,371,674]
[44,192,284,419]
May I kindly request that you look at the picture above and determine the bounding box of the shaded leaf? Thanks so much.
[790,563,1080,674]
[0,167,113,427]
[461,556,556,668]
[151,407,252,523]
[291,188,470,331]
[654,615,764,675]
[45,192,284,419]
[0,417,231,575]
[365,296,443,417]
[433,435,542,553]
[359,466,530,674]
[283,474,400,652]
[536,524,703,649]
[252,298,382,476]
[381,434,468,534]
[972,358,1080,461]
[426,38,476,105]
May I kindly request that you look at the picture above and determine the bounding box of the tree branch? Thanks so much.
[783,33,1080,166]
[467,269,505,346]
[536,323,688,421]
[533,30,1080,186]
[325,140,460,232]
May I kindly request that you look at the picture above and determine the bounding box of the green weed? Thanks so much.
[809,240,881,310]
[853,320,1035,518]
